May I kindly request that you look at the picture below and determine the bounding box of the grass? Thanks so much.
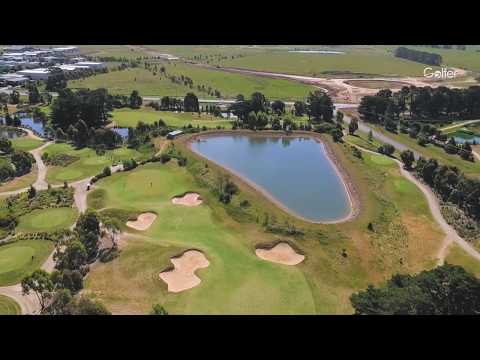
[10,138,44,152]
[69,65,317,101]
[213,48,435,77]
[84,132,445,314]
[371,125,480,178]
[111,108,233,129]
[0,240,54,286]
[43,143,155,184]
[445,244,480,278]
[0,295,21,315]
[16,207,78,233]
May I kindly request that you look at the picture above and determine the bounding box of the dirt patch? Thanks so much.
[344,79,409,90]
[256,242,305,265]
[171,192,202,207]
[126,212,157,231]
[159,250,210,293]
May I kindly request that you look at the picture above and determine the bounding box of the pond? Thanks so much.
[111,127,129,140]
[18,114,46,137]
[451,132,480,145]
[191,134,352,223]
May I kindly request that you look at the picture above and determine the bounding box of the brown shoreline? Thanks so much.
[185,130,361,224]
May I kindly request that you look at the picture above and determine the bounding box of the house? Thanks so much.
[16,68,51,80]
[166,130,183,139]
[73,61,106,70]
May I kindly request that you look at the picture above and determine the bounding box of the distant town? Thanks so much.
[0,45,106,85]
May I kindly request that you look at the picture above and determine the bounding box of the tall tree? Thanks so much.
[184,92,199,112]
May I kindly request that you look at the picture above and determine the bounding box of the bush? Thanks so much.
[160,154,171,164]
[378,144,395,156]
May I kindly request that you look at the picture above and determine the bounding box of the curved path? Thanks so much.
[347,141,480,264]
[0,140,124,314]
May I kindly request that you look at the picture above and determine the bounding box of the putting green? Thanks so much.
[0,295,21,315]
[16,207,78,233]
[0,240,54,286]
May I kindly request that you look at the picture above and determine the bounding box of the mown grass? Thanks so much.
[43,143,155,184]
[0,295,21,315]
[16,207,78,233]
[10,138,44,152]
[0,240,54,286]
[111,107,233,129]
[84,131,444,314]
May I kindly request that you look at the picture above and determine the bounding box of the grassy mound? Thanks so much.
[0,295,21,315]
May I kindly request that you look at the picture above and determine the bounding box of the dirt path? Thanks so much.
[347,142,480,264]
[440,119,480,132]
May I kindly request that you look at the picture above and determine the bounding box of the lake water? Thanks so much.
[452,134,480,145]
[19,115,46,137]
[112,127,129,139]
[191,135,351,222]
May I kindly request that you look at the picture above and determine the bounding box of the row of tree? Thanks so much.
[394,46,443,66]
[359,86,480,121]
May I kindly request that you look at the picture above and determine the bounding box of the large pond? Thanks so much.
[19,115,46,137]
[191,135,352,222]
[451,132,480,145]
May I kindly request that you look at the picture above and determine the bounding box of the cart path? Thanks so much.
[347,141,480,264]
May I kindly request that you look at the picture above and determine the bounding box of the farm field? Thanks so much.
[43,143,155,184]
[84,133,444,314]
[69,65,317,101]
[0,295,20,315]
[111,108,233,129]
[0,239,54,286]
[211,48,434,77]
[16,207,78,233]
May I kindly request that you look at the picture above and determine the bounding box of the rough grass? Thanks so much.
[111,107,233,129]
[84,132,444,314]
[445,244,480,278]
[0,166,37,193]
[0,240,54,286]
[43,143,154,184]
[0,295,21,315]
[16,207,78,233]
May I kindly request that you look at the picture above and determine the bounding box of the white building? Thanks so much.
[16,68,51,80]
[0,74,29,85]
[57,64,90,72]
[51,46,79,55]
[73,61,106,70]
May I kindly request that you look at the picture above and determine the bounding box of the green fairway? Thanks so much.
[16,207,78,233]
[69,64,316,101]
[43,143,155,184]
[84,132,446,314]
[0,240,54,286]
[112,108,232,129]
[0,295,21,315]
[10,138,44,152]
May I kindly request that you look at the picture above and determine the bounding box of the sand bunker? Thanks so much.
[256,242,305,266]
[159,250,209,293]
[126,212,157,231]
[171,192,202,207]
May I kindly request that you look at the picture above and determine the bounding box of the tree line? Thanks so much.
[394,46,443,66]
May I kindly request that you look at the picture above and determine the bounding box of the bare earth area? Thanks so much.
[126,212,157,231]
[256,242,305,266]
[159,250,210,293]
[171,192,203,206]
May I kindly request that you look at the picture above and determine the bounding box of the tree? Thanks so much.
[368,130,373,142]
[75,212,101,261]
[128,90,143,109]
[348,117,359,135]
[9,90,20,105]
[10,151,33,176]
[378,144,395,156]
[184,92,199,112]
[336,111,344,124]
[46,68,67,92]
[51,269,84,294]
[28,185,36,199]
[0,138,13,154]
[306,90,334,122]
[293,101,306,116]
[43,289,73,315]
[350,264,480,315]
[150,304,169,315]
[65,296,111,315]
[250,92,269,113]
[271,100,285,115]
[28,84,41,104]
[21,269,54,312]
[400,150,415,169]
[54,240,88,271]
